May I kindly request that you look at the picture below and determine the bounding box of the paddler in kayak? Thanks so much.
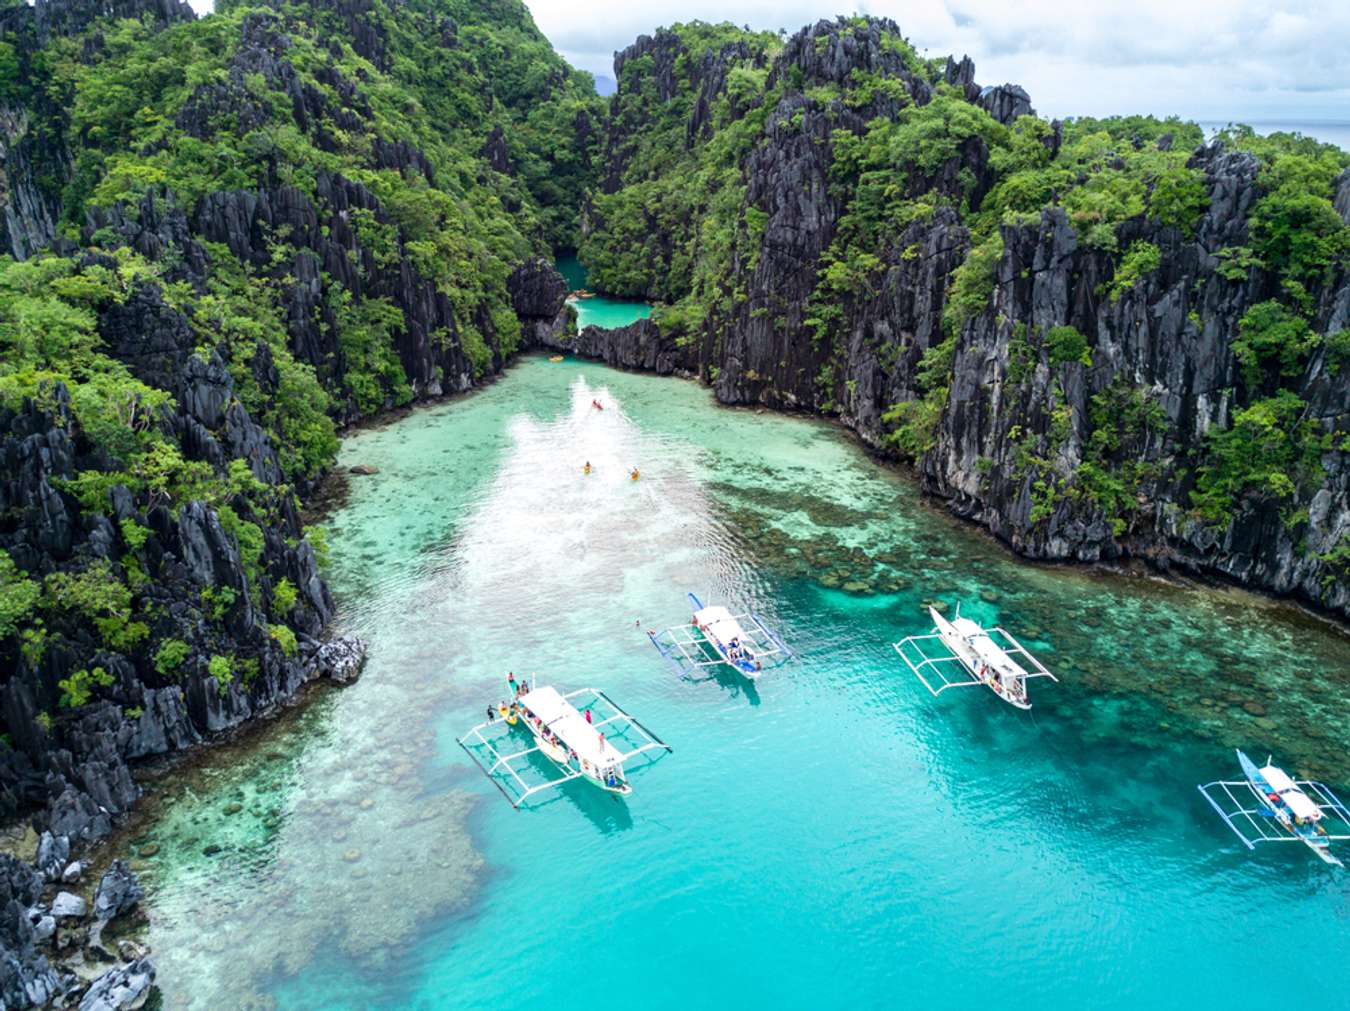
[583,461,592,475]
[629,467,640,481]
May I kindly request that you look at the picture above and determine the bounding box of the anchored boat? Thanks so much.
[1198,749,1350,867]
[893,605,1056,709]
[459,679,671,809]
[648,592,791,680]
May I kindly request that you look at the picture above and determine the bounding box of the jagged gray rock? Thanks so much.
[35,832,69,883]
[92,861,142,922]
[977,83,1034,125]
[307,637,369,684]
[78,958,154,1011]
[49,892,85,919]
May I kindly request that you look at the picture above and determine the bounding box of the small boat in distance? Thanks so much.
[1198,749,1350,867]
[459,678,671,809]
[893,604,1057,709]
[649,592,792,680]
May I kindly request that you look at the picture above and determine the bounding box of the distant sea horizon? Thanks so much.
[583,79,1350,151]
[1195,120,1349,151]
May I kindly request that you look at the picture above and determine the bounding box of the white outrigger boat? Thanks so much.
[458,678,671,809]
[893,605,1056,709]
[648,592,791,680]
[1198,749,1350,867]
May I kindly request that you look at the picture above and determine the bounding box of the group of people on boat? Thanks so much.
[976,661,1025,704]
[1264,790,1329,834]
[725,637,760,670]
[487,700,520,722]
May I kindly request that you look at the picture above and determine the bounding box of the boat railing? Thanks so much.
[458,685,671,809]
[651,595,792,680]
[893,623,1056,698]
[1197,777,1350,850]
[986,626,1058,682]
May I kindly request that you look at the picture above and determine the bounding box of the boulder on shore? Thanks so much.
[35,832,70,882]
[50,891,87,919]
[93,861,143,922]
[306,637,369,684]
[79,958,154,1011]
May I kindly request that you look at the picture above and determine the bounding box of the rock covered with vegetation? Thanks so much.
[576,15,1350,618]
[0,0,592,997]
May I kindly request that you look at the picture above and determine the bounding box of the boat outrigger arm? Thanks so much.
[457,686,671,809]
[648,592,791,680]
[893,605,1056,709]
[1198,752,1350,867]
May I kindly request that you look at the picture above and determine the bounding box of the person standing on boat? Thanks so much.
[507,672,516,693]
[584,709,592,724]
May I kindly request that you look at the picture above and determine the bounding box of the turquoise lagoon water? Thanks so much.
[132,357,1350,1009]
[554,254,588,292]
[556,253,651,330]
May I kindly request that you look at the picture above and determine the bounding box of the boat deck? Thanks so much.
[894,621,1055,698]
[1197,777,1350,861]
[649,592,791,680]
[458,686,671,808]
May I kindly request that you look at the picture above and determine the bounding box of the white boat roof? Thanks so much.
[695,605,749,647]
[519,686,624,769]
[946,613,1030,680]
[1261,763,1321,820]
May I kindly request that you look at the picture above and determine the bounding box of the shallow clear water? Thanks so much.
[555,253,651,329]
[569,294,651,330]
[554,254,588,292]
[133,357,1350,1009]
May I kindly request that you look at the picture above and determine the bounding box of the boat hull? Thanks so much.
[1236,749,1340,866]
[520,716,632,797]
[931,609,1031,709]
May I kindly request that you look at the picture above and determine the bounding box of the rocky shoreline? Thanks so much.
[531,318,1350,630]
[564,16,1350,624]
[0,636,367,1008]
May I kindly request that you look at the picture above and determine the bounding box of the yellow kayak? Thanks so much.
[548,355,564,362]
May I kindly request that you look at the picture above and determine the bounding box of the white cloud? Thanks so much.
[178,0,1350,132]
[524,0,1350,125]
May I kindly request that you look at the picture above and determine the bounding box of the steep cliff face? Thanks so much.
[577,16,1350,619]
[0,0,589,929]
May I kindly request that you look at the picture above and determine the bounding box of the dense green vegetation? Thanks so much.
[579,18,1350,556]
[578,22,782,306]
[0,0,603,717]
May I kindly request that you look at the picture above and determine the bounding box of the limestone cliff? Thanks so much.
[574,16,1350,620]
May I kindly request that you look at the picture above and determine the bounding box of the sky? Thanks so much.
[523,0,1350,128]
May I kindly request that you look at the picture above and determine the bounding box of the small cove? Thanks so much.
[556,253,652,330]
[129,356,1350,1009]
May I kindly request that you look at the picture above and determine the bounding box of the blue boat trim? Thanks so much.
[648,592,792,681]
[1197,751,1350,864]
